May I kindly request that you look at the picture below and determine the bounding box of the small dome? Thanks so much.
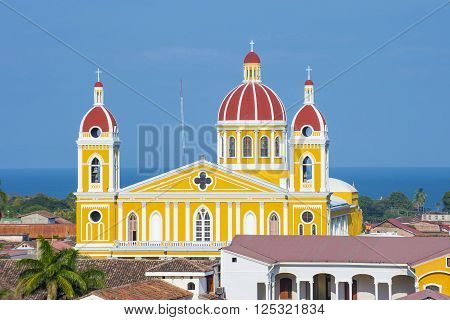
[80,105,118,133]
[292,104,326,132]
[94,81,103,87]
[304,79,314,85]
[218,82,286,122]
[329,178,358,193]
[244,51,260,64]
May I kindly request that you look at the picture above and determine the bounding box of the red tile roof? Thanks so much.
[146,258,215,273]
[18,210,56,219]
[374,218,423,235]
[86,279,192,300]
[0,223,75,239]
[398,289,450,300]
[223,235,450,265]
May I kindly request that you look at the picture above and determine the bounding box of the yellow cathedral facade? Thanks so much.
[75,45,363,258]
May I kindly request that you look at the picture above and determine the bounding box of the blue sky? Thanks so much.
[0,0,449,169]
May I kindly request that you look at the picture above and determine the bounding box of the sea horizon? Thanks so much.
[0,167,449,210]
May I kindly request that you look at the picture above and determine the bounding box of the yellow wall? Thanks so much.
[413,255,450,295]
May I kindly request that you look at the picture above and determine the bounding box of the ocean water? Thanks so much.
[0,167,448,209]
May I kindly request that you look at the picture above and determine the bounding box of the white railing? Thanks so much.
[114,240,230,251]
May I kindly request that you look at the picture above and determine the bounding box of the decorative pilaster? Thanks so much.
[108,148,114,192]
[235,202,241,235]
[270,130,275,163]
[236,130,241,164]
[228,202,233,241]
[185,202,190,241]
[283,202,288,235]
[117,201,123,241]
[259,202,264,235]
[173,202,178,241]
[165,202,170,241]
[77,146,82,192]
[141,202,147,241]
[215,202,221,241]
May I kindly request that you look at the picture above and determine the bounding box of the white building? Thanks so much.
[221,235,450,300]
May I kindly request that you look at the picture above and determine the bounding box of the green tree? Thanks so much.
[0,180,7,216]
[16,237,105,300]
[413,188,427,212]
[442,191,450,212]
[387,192,412,211]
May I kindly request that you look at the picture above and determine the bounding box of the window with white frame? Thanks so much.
[260,136,269,157]
[302,156,313,182]
[90,157,101,183]
[298,224,304,235]
[242,136,253,157]
[228,136,236,157]
[275,136,280,157]
[195,207,211,242]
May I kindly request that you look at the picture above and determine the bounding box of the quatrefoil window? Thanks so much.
[193,171,212,191]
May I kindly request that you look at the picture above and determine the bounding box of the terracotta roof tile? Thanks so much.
[398,289,450,300]
[146,258,214,273]
[0,224,75,239]
[86,279,192,300]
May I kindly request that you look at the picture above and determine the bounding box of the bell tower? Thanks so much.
[77,70,120,193]
[290,67,329,193]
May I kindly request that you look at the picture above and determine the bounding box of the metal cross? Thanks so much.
[95,68,102,82]
[194,171,212,191]
[249,40,255,52]
[306,65,312,80]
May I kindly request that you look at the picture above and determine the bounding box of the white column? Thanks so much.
[216,130,220,163]
[347,281,352,300]
[236,130,241,164]
[77,146,82,192]
[173,202,178,241]
[283,202,288,235]
[117,149,121,189]
[388,281,392,300]
[254,130,258,164]
[141,202,147,241]
[374,281,379,300]
[282,129,287,163]
[118,201,123,241]
[235,202,241,235]
[289,141,295,192]
[259,202,264,235]
[185,202,190,241]
[333,281,338,300]
[165,202,170,241]
[215,202,221,241]
[223,131,227,164]
[227,202,233,241]
[270,130,275,163]
[309,280,314,300]
[108,148,114,192]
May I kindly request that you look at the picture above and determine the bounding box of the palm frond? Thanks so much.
[56,275,75,300]
[17,258,44,269]
[59,269,87,293]
[17,272,45,296]
[81,268,106,290]
[18,268,43,281]
[37,237,54,265]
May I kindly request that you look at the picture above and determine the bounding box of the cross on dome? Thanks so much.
[249,40,255,52]
[306,65,312,80]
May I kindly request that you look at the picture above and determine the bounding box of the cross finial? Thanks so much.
[249,40,255,52]
[306,65,312,80]
[95,68,102,82]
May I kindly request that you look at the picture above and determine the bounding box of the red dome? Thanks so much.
[80,105,118,133]
[218,82,286,122]
[244,51,260,64]
[292,105,326,132]
[304,79,314,85]
[94,81,103,87]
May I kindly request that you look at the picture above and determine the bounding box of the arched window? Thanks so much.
[425,285,440,292]
[311,224,317,235]
[242,136,252,157]
[128,213,138,241]
[187,282,196,290]
[90,157,101,183]
[260,136,269,157]
[228,136,236,157]
[269,213,279,235]
[244,212,257,235]
[298,224,304,235]
[150,212,162,241]
[195,207,211,242]
[302,156,313,182]
[275,136,281,157]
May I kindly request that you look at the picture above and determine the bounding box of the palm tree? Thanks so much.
[0,288,12,300]
[16,237,105,300]
[413,188,427,212]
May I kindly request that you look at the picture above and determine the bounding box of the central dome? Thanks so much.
[218,82,286,121]
[218,49,286,122]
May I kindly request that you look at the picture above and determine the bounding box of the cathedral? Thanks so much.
[75,44,363,258]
